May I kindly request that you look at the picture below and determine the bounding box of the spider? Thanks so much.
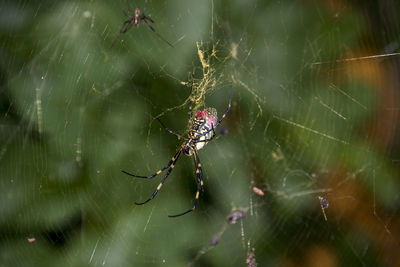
[111,1,174,48]
[122,83,232,217]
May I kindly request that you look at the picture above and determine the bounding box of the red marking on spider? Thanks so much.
[196,111,206,118]
[197,110,217,125]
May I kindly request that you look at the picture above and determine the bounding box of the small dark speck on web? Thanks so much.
[219,126,228,136]
[318,196,329,221]
[227,210,246,224]
[209,235,220,246]
[318,196,329,209]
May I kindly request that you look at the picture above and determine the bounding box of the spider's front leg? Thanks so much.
[142,17,174,47]
[143,15,155,24]
[110,20,134,48]
[134,150,182,205]
[121,148,181,179]
[120,20,134,33]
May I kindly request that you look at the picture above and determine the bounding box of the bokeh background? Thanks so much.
[1,0,400,266]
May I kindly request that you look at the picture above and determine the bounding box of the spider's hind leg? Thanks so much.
[168,150,203,217]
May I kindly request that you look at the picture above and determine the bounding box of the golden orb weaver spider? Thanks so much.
[122,83,232,217]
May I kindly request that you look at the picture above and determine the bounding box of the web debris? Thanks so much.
[188,209,247,266]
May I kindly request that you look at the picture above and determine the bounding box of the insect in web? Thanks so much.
[111,1,174,48]
[122,83,232,217]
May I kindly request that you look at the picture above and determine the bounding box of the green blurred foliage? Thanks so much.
[1,0,400,266]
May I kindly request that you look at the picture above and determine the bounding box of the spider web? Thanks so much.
[1,0,400,266]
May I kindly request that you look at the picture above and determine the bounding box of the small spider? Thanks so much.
[122,83,232,217]
[111,1,173,47]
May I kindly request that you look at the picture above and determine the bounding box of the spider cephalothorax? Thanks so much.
[122,84,232,217]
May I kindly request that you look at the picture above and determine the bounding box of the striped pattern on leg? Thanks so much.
[121,149,181,179]
[135,150,182,205]
[168,150,202,217]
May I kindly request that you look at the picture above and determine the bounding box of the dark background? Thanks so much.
[1,0,400,266]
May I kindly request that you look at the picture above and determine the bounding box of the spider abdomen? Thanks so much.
[185,107,218,152]
[134,8,141,26]
[192,120,213,150]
